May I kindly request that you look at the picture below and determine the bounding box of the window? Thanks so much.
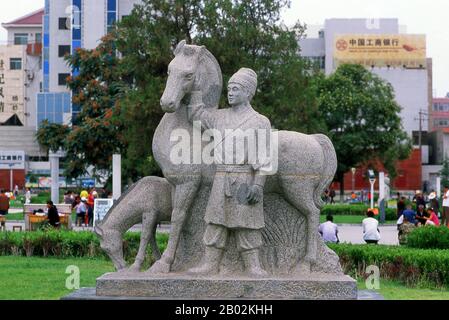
[59,17,70,30]
[10,58,22,70]
[35,33,42,43]
[58,45,71,57]
[58,73,70,86]
[14,33,28,45]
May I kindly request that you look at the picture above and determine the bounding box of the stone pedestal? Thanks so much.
[96,272,357,300]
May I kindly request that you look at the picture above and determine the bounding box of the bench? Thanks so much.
[24,204,73,231]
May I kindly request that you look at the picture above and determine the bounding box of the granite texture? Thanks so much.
[96,272,357,300]
[63,288,383,300]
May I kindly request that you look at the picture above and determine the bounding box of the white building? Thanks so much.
[1,8,44,128]
[300,19,431,150]
[38,0,141,126]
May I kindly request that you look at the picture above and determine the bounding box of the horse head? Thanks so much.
[160,40,222,113]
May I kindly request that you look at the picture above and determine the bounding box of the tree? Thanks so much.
[314,64,412,199]
[440,157,449,189]
[37,0,319,183]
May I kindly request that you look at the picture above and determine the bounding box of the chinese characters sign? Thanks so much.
[334,34,426,68]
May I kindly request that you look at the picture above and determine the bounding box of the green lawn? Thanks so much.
[357,279,449,300]
[320,215,395,224]
[1,256,449,300]
[0,256,114,300]
[6,212,24,221]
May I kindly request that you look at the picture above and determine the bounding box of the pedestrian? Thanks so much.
[75,197,88,227]
[442,185,449,227]
[398,216,416,245]
[362,209,380,244]
[329,188,336,204]
[87,190,97,227]
[413,190,426,208]
[25,188,31,204]
[402,204,417,225]
[415,204,427,226]
[428,191,439,217]
[0,189,9,230]
[318,215,339,244]
[14,185,19,198]
[424,208,440,226]
[396,195,406,219]
[46,200,60,228]
[323,189,329,204]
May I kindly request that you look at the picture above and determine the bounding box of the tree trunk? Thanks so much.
[338,172,345,203]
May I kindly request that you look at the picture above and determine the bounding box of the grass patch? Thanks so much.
[357,279,449,300]
[5,212,24,221]
[0,256,114,300]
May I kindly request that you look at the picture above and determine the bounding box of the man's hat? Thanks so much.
[429,192,436,200]
[228,68,257,98]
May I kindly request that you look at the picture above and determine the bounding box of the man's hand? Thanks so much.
[246,185,263,205]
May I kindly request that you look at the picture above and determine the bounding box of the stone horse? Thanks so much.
[94,176,172,271]
[149,40,337,274]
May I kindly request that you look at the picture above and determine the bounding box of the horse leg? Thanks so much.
[147,180,200,273]
[280,177,320,273]
[149,215,162,261]
[128,210,157,272]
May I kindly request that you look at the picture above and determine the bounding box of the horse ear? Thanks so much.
[174,40,187,56]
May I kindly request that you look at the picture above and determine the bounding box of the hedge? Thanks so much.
[329,243,449,288]
[406,226,449,249]
[321,204,397,221]
[0,230,169,266]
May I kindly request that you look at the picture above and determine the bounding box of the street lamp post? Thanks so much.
[368,170,376,209]
[9,163,13,192]
[351,167,356,193]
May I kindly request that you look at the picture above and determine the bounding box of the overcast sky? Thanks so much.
[0,0,447,96]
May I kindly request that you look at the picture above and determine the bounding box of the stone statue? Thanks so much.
[149,40,338,275]
[94,40,357,299]
[186,68,271,277]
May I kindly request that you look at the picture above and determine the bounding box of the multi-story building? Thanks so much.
[300,19,432,192]
[0,9,46,189]
[1,8,44,128]
[38,0,141,127]
[430,97,449,131]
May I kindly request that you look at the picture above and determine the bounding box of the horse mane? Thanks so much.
[199,48,223,110]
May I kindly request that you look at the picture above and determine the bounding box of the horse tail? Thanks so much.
[312,134,337,209]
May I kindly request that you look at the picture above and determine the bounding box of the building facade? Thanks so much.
[300,19,432,191]
[1,9,44,128]
[38,0,141,127]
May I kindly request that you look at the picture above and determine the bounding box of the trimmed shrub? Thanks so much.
[0,230,168,260]
[406,226,449,249]
[322,204,397,221]
[329,243,449,288]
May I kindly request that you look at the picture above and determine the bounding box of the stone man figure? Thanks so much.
[187,68,271,277]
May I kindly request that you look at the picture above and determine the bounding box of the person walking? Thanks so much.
[362,209,380,244]
[319,215,339,244]
[442,186,449,227]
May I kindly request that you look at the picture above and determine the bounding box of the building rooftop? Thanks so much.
[2,8,44,28]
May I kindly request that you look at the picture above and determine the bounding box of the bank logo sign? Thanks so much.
[334,34,426,69]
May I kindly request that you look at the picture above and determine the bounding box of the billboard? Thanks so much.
[333,34,426,69]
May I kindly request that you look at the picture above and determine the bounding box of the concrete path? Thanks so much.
[3,221,397,245]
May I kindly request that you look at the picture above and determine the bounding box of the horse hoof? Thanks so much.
[146,260,171,274]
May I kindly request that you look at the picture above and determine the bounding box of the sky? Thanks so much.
[0,0,447,96]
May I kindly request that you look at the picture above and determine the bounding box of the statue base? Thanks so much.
[95,272,357,300]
